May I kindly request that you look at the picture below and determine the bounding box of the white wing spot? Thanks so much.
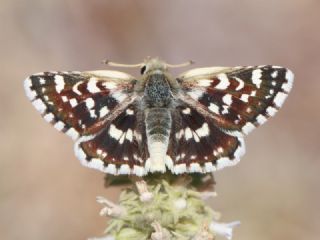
[240,94,249,102]
[209,103,220,114]
[89,109,97,118]
[109,124,123,140]
[72,81,82,95]
[184,127,193,140]
[221,105,229,114]
[282,70,294,92]
[126,129,133,142]
[252,69,262,88]
[65,128,79,140]
[100,106,109,117]
[250,90,257,97]
[88,158,105,172]
[266,106,277,117]
[189,163,202,173]
[222,94,232,106]
[24,78,37,100]
[85,98,95,109]
[256,114,268,125]
[69,98,78,107]
[112,91,126,102]
[54,75,65,93]
[173,164,186,174]
[97,149,102,155]
[246,107,252,113]
[119,164,131,174]
[133,166,145,176]
[39,77,46,84]
[62,96,68,102]
[204,162,216,172]
[188,89,204,100]
[126,109,134,115]
[242,122,255,134]
[273,92,287,107]
[43,113,54,123]
[54,121,65,131]
[271,71,278,78]
[235,77,244,90]
[105,164,117,175]
[32,99,47,113]
[215,74,230,90]
[195,123,209,137]
[87,78,100,93]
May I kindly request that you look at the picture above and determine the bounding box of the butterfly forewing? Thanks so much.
[24,70,136,140]
[179,65,294,136]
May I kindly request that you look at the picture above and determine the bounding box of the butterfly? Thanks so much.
[24,57,294,176]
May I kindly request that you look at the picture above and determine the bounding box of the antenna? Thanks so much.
[101,59,143,68]
[166,60,194,68]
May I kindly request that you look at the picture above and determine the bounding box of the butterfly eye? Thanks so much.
[140,65,146,75]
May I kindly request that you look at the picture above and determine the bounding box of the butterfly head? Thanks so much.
[140,57,168,75]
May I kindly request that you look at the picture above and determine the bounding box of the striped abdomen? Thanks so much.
[145,108,172,172]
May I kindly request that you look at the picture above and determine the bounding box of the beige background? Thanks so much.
[1,1,319,239]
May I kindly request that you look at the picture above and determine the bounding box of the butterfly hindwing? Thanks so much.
[178,65,294,136]
[168,106,245,174]
[74,104,149,176]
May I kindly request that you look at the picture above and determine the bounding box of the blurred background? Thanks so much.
[1,1,319,239]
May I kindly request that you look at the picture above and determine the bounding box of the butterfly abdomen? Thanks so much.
[144,107,172,173]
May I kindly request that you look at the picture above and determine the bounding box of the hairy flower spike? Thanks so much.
[91,173,240,240]
[193,222,214,240]
[136,180,154,202]
[151,221,171,240]
[96,196,126,218]
[173,198,187,210]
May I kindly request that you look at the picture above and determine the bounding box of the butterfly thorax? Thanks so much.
[144,72,172,107]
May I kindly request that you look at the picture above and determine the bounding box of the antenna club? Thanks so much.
[101,59,109,65]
